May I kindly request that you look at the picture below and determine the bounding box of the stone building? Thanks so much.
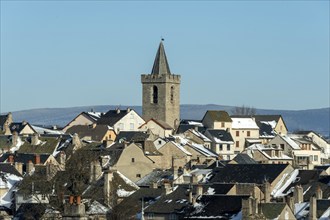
[141,40,181,129]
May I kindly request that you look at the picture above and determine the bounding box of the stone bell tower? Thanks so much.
[141,41,181,129]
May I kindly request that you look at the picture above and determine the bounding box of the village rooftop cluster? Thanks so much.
[0,42,330,219]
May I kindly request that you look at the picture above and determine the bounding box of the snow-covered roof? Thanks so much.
[231,118,259,129]
[170,141,192,156]
[0,173,22,208]
[190,129,211,142]
[260,120,277,129]
[281,135,300,150]
[32,125,64,135]
[188,142,217,157]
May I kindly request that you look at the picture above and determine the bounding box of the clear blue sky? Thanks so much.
[1,1,329,113]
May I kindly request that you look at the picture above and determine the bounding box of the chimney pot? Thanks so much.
[35,154,41,165]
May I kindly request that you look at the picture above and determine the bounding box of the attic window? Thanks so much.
[131,158,135,163]
[136,174,141,178]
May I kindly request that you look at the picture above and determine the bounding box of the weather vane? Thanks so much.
[161,36,164,41]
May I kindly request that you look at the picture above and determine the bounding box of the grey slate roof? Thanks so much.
[202,110,232,123]
[0,114,8,127]
[144,185,193,214]
[209,164,290,184]
[232,153,257,164]
[188,195,249,219]
[260,203,287,219]
[0,163,22,177]
[115,131,149,143]
[97,109,129,126]
[135,169,173,187]
[66,124,110,142]
[151,41,171,75]
[112,187,164,219]
[317,199,330,218]
[205,129,234,142]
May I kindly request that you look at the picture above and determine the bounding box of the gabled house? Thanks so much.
[97,108,145,133]
[62,111,102,132]
[245,144,293,165]
[201,110,232,130]
[183,128,212,148]
[9,122,36,136]
[209,163,294,194]
[269,135,322,169]
[230,117,260,153]
[66,124,116,142]
[110,143,156,182]
[204,129,235,160]
[294,130,330,161]
[150,140,192,170]
[139,118,173,138]
[254,115,288,144]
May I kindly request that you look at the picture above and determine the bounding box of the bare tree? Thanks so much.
[231,105,256,116]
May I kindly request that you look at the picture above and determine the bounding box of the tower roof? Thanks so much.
[151,41,171,75]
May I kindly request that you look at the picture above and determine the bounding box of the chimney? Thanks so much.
[164,181,172,194]
[188,189,193,204]
[26,160,34,174]
[309,196,317,220]
[15,162,23,175]
[116,108,120,114]
[22,120,27,126]
[263,181,271,203]
[151,182,158,189]
[89,160,102,183]
[286,196,295,213]
[59,151,66,169]
[72,133,82,149]
[293,185,304,203]
[242,196,258,218]
[76,195,81,205]
[104,169,115,207]
[12,132,18,146]
[35,154,41,165]
[172,157,178,180]
[31,133,39,145]
[7,112,13,123]
[4,123,11,135]
[316,186,323,199]
[69,195,74,204]
[8,155,14,164]
[127,108,131,112]
[196,185,203,198]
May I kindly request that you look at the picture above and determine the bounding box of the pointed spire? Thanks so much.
[151,40,171,75]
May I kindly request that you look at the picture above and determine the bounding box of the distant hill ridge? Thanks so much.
[8,104,330,137]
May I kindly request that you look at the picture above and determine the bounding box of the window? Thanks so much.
[170,86,174,103]
[119,123,124,130]
[136,174,141,178]
[221,122,225,128]
[169,214,177,220]
[247,131,250,137]
[236,131,239,137]
[227,144,230,151]
[158,140,162,144]
[147,213,154,220]
[131,158,135,163]
[314,155,318,161]
[130,123,134,130]
[130,113,134,119]
[236,141,239,148]
[152,86,158,104]
[219,144,223,151]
